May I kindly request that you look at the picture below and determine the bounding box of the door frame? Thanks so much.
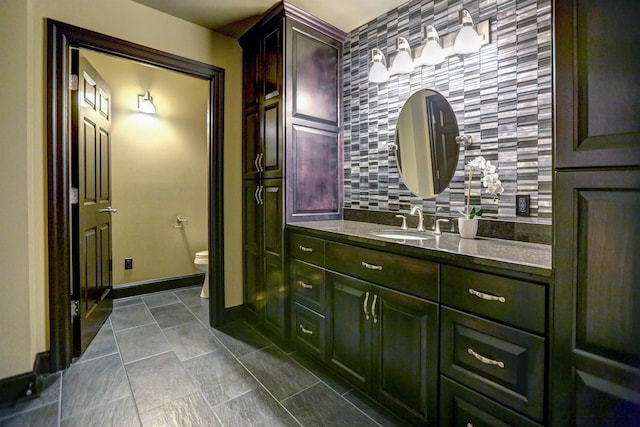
[46,19,226,372]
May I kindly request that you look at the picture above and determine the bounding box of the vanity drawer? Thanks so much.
[441,265,545,333]
[290,259,325,314]
[291,303,325,359]
[440,307,545,421]
[325,241,439,301]
[440,376,542,427]
[289,233,325,266]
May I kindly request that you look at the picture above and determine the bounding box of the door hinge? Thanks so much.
[70,187,79,205]
[69,74,79,91]
[71,300,79,318]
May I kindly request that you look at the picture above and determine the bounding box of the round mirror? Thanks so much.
[394,89,460,199]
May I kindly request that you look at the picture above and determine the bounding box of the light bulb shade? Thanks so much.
[454,25,482,54]
[368,49,389,83]
[420,26,445,65]
[392,37,414,74]
[454,9,482,54]
[138,91,156,114]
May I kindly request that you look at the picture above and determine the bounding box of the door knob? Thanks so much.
[98,207,118,213]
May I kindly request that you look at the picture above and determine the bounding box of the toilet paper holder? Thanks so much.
[175,216,188,228]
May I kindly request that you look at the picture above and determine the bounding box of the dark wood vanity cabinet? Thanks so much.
[240,3,345,336]
[553,1,640,425]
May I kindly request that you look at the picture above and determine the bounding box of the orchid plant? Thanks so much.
[458,156,504,219]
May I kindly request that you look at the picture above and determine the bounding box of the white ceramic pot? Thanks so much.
[458,217,479,239]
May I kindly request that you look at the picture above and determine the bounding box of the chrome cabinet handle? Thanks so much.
[361,261,382,271]
[467,348,505,368]
[254,186,260,204]
[98,206,118,213]
[363,292,370,320]
[469,288,506,303]
[298,245,313,252]
[254,153,260,172]
[258,153,264,172]
[298,281,313,289]
[371,294,378,323]
[299,325,313,335]
[257,186,264,205]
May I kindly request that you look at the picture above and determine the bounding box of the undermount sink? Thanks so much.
[371,230,434,241]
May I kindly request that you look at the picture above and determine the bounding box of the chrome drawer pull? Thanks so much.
[299,325,313,335]
[363,291,370,320]
[467,348,505,368]
[361,261,383,271]
[299,245,313,252]
[469,288,506,303]
[298,281,313,289]
[371,294,378,324]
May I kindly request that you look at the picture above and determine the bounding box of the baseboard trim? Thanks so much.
[111,273,205,299]
[0,352,50,409]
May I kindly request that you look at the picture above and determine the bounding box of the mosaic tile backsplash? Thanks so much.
[342,0,552,224]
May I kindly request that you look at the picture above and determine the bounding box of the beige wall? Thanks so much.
[0,0,243,379]
[84,51,209,286]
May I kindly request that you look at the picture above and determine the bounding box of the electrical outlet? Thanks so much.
[516,194,530,217]
[124,257,133,270]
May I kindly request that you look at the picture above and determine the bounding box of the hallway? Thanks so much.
[0,286,407,426]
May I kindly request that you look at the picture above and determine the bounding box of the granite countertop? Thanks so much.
[287,220,553,278]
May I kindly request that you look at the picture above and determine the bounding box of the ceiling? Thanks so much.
[132,0,408,38]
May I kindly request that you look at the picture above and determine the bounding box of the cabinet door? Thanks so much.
[552,169,640,426]
[243,180,263,314]
[373,286,439,426]
[243,109,261,180]
[262,179,286,334]
[326,271,372,391]
[261,24,282,101]
[554,0,640,168]
[243,43,259,109]
[261,101,283,179]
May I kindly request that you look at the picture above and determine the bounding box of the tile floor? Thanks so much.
[0,286,409,427]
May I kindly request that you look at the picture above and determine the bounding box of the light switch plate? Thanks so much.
[516,194,530,217]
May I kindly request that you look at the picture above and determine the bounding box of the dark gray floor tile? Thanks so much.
[110,304,155,332]
[78,320,118,362]
[61,353,131,419]
[126,351,197,413]
[113,297,143,309]
[344,388,411,427]
[149,303,198,329]
[139,392,220,427]
[61,395,140,427]
[183,351,259,406]
[174,286,204,307]
[115,323,171,364]
[142,292,180,309]
[187,302,210,327]
[283,383,379,426]
[0,372,60,421]
[240,345,318,401]
[162,322,221,361]
[213,388,298,427]
[0,402,58,427]
[211,322,272,357]
[289,350,353,395]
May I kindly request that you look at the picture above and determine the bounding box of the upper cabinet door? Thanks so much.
[261,24,283,101]
[554,0,640,169]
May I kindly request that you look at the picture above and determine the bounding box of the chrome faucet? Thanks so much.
[433,207,449,235]
[409,206,426,231]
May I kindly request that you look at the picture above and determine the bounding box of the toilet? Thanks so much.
[194,250,209,298]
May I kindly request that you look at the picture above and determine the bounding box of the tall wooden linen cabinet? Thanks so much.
[239,3,345,337]
[552,0,640,425]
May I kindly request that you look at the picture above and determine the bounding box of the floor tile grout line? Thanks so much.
[111,315,146,427]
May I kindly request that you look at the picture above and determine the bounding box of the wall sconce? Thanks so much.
[419,25,445,66]
[138,91,156,114]
[368,48,390,83]
[389,37,415,74]
[368,8,492,84]
[454,9,483,54]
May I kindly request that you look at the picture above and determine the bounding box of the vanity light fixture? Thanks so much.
[454,9,483,54]
[138,91,156,114]
[389,37,415,74]
[420,25,445,66]
[368,48,390,83]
